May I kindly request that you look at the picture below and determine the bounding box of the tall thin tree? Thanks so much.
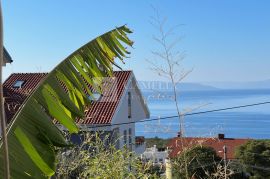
[147,8,192,178]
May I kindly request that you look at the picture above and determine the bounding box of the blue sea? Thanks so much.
[136,89,270,139]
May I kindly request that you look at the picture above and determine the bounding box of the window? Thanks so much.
[88,92,101,101]
[13,80,25,88]
[128,92,131,118]
[123,130,127,145]
[128,128,132,145]
[112,128,120,149]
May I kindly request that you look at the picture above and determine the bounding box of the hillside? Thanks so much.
[204,79,270,89]
[138,81,218,91]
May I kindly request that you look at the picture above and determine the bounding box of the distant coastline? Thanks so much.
[138,81,218,91]
[203,79,270,90]
[138,80,270,91]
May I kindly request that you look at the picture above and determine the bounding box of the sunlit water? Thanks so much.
[136,89,270,139]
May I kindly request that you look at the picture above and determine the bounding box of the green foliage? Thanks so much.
[172,146,222,179]
[145,137,170,149]
[144,164,165,178]
[55,132,158,179]
[0,26,133,178]
[235,139,270,178]
[226,161,248,179]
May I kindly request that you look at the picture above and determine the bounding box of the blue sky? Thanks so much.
[2,1,270,82]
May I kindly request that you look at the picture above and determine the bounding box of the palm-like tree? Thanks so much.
[0,4,133,178]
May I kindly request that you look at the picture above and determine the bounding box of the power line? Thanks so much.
[184,101,270,117]
[85,101,270,129]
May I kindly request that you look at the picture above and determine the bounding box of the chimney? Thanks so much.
[218,133,225,139]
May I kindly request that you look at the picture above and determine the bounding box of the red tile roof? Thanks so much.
[4,71,132,125]
[4,73,47,123]
[79,71,131,124]
[167,136,250,160]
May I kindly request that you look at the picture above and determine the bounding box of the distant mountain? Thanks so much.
[138,81,218,91]
[138,79,270,91]
[204,79,270,89]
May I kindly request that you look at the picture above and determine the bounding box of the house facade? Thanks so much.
[4,71,150,153]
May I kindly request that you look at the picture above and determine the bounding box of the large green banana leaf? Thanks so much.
[0,25,133,178]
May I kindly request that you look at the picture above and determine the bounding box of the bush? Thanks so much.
[172,146,222,179]
[235,140,270,178]
[55,132,158,179]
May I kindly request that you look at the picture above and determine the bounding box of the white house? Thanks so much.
[3,71,150,153]
[66,70,150,153]
[141,145,169,165]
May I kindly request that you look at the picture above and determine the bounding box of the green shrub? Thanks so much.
[55,132,158,179]
[172,146,222,179]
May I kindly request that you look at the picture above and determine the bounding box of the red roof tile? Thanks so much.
[4,71,132,125]
[167,136,250,160]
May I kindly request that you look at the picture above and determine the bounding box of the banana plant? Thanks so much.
[0,25,133,178]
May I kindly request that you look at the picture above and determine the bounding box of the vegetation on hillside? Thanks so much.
[145,137,171,149]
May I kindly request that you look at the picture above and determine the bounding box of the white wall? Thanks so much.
[111,73,149,151]
[135,142,146,154]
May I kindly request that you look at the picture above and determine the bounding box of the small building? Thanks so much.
[167,134,250,160]
[3,71,150,153]
[141,145,169,165]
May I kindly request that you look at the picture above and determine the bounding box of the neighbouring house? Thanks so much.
[167,134,250,160]
[0,47,12,134]
[141,145,169,165]
[3,47,13,66]
[3,71,150,153]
